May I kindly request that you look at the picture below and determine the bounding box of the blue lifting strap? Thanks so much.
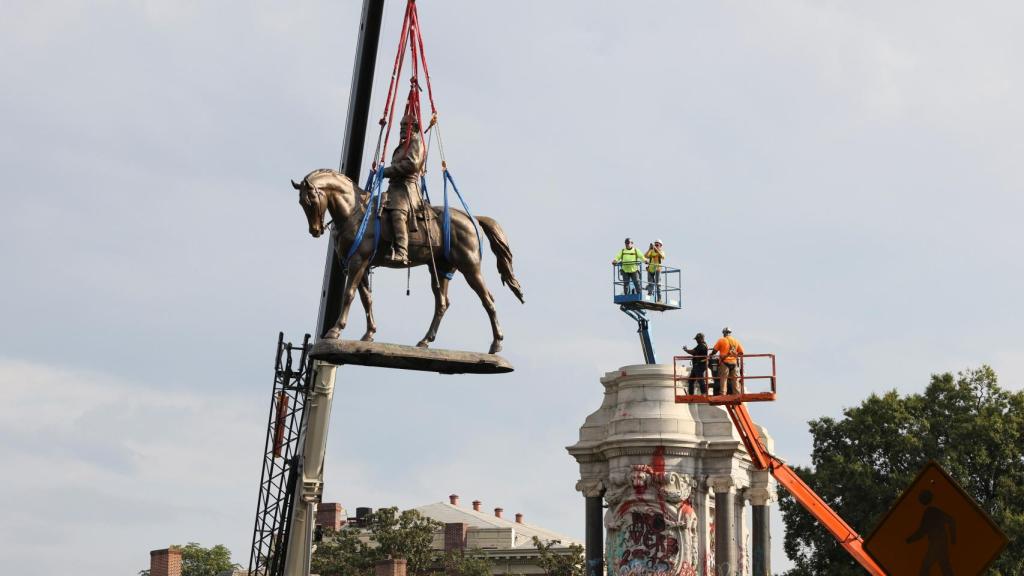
[420,173,431,204]
[442,168,482,260]
[343,165,386,267]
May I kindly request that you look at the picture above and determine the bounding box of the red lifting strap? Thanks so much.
[409,4,437,118]
[377,0,439,167]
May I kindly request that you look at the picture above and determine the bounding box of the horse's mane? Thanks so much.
[306,168,340,178]
[304,168,369,203]
[304,168,349,190]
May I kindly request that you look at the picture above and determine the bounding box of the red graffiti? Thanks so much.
[618,447,672,517]
[617,511,679,573]
[651,445,665,476]
[681,497,694,517]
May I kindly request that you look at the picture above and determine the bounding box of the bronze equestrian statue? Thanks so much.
[292,168,524,354]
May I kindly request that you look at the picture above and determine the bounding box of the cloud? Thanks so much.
[0,359,263,574]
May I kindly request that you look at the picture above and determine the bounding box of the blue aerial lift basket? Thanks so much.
[612,263,682,310]
[612,263,682,364]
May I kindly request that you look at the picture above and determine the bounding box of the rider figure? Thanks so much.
[382,112,425,265]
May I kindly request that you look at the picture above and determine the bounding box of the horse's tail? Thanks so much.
[476,216,525,304]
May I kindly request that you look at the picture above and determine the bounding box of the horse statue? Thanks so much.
[292,168,524,354]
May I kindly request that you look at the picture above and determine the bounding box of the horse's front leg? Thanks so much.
[357,273,376,342]
[324,258,371,340]
[417,267,452,348]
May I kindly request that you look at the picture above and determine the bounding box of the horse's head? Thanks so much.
[293,177,327,238]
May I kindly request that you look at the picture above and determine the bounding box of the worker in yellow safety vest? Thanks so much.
[711,327,745,395]
[612,237,646,295]
[644,239,665,301]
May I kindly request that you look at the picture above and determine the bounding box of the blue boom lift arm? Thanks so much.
[620,305,656,364]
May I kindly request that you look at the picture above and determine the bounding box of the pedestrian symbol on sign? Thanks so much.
[905,489,956,575]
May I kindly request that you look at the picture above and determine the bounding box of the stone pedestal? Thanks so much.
[567,364,776,576]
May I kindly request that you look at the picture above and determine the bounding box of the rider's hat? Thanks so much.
[722,327,732,335]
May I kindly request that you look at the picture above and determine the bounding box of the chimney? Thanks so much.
[317,502,347,532]
[150,548,182,576]
[472,500,481,512]
[376,558,407,576]
[515,513,524,524]
[449,494,459,506]
[494,507,503,519]
[444,522,468,553]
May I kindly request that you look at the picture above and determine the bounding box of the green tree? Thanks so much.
[311,507,443,576]
[138,543,238,576]
[310,527,374,576]
[368,507,443,574]
[444,548,492,576]
[778,366,1024,575]
[531,536,585,576]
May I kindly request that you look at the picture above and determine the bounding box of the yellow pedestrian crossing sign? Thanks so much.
[864,461,1008,575]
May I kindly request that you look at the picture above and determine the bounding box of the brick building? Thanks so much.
[317,494,582,575]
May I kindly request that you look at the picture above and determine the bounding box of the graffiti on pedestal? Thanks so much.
[740,534,749,576]
[605,448,698,576]
[707,518,715,576]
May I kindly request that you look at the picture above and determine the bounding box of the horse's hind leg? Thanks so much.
[324,258,370,340]
[357,273,376,342]
[417,265,452,348]
[462,265,503,354]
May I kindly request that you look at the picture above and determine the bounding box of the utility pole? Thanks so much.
[283,1,385,575]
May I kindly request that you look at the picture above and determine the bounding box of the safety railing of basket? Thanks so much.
[672,353,777,403]
[612,263,681,299]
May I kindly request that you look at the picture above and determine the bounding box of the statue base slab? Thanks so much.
[310,339,513,374]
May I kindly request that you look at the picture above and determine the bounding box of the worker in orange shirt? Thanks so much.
[711,327,745,395]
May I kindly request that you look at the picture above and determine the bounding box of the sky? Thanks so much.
[2,1,1023,574]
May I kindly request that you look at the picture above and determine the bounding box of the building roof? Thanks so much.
[414,501,582,550]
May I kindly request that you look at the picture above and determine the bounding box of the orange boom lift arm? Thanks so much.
[674,355,887,575]
[728,404,885,575]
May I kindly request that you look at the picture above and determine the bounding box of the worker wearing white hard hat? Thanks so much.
[644,240,666,301]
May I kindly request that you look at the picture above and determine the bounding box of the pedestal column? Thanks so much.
[586,495,604,576]
[748,472,773,576]
[712,478,738,576]
[695,481,713,575]
[578,480,605,576]
[749,492,771,576]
